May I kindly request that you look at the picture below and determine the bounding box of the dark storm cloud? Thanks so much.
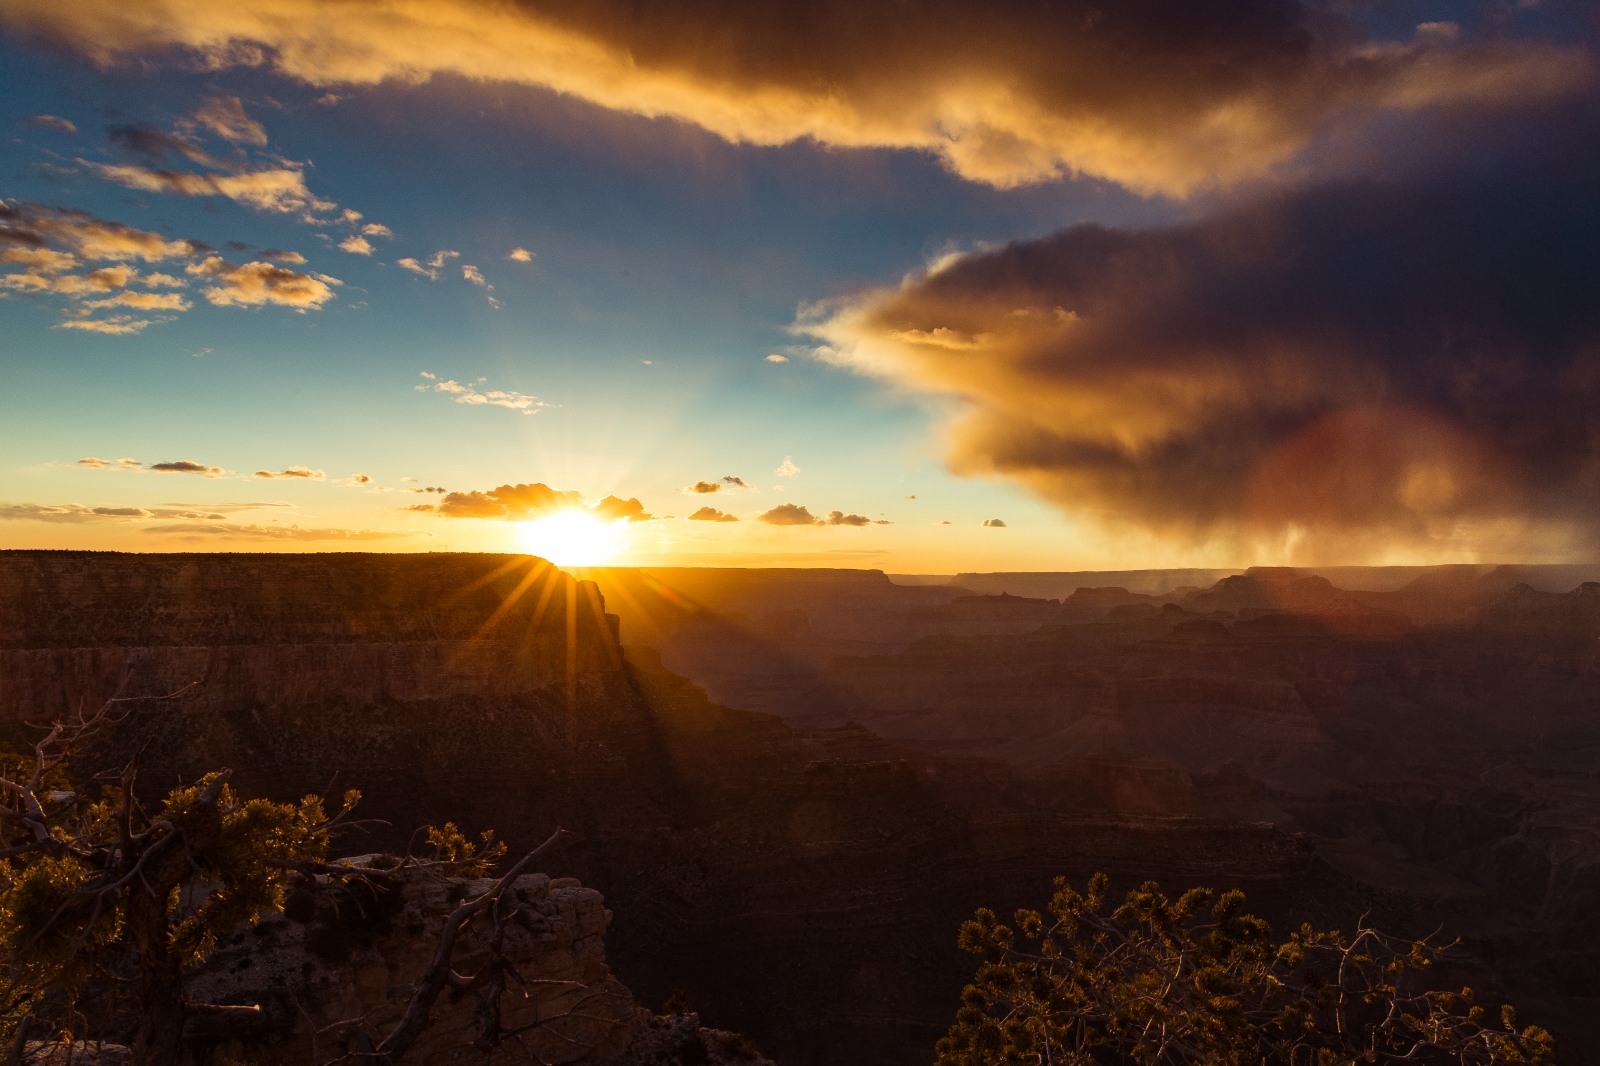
[810,107,1600,561]
[3,0,1590,194]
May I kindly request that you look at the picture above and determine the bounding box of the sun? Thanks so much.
[516,510,628,566]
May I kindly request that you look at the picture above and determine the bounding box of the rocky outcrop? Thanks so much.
[188,866,640,1066]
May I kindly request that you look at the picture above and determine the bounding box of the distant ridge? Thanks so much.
[948,564,1600,599]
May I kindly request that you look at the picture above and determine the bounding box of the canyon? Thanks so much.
[3,552,1599,1062]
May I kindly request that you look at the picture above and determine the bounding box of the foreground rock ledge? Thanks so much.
[182,858,772,1066]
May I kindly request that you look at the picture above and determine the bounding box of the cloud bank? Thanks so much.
[4,0,1590,194]
[807,115,1600,562]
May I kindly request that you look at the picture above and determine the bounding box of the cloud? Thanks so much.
[254,466,324,479]
[336,473,372,485]
[0,503,153,523]
[722,476,750,489]
[415,372,547,413]
[143,522,407,540]
[82,291,190,311]
[775,457,800,477]
[2,202,202,261]
[140,272,186,287]
[361,223,392,238]
[983,519,1008,528]
[84,160,336,214]
[689,506,738,522]
[935,520,952,525]
[689,481,722,494]
[10,1,1591,194]
[186,256,337,309]
[77,456,142,471]
[826,510,886,526]
[259,249,305,263]
[758,503,821,526]
[508,247,533,262]
[591,495,656,522]
[462,264,490,288]
[398,250,459,279]
[191,95,268,145]
[338,235,373,255]
[436,482,654,523]
[107,123,214,166]
[149,460,224,476]
[57,317,151,335]
[765,354,787,363]
[805,115,1600,562]
[29,115,76,134]
[903,494,916,500]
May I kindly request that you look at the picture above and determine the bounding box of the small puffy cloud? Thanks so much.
[149,460,224,476]
[141,272,186,287]
[254,466,324,479]
[30,115,77,134]
[765,354,787,363]
[440,482,586,520]
[398,250,458,280]
[689,481,722,494]
[361,223,392,238]
[758,503,821,526]
[826,511,890,526]
[935,520,952,525]
[983,518,1007,528]
[84,160,336,215]
[260,249,306,263]
[2,202,202,262]
[722,476,750,489]
[0,247,78,273]
[337,473,373,486]
[77,457,142,471]
[0,503,153,523]
[57,317,151,335]
[190,95,268,146]
[689,506,738,522]
[775,456,800,477]
[437,482,652,523]
[415,372,547,414]
[462,264,491,288]
[591,495,656,523]
[338,235,373,255]
[84,291,190,311]
[508,247,533,262]
[187,256,337,309]
[904,494,917,500]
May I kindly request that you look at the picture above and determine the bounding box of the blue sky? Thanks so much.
[4,1,1597,568]
[1,38,1174,569]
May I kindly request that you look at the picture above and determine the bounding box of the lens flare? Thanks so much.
[516,510,627,565]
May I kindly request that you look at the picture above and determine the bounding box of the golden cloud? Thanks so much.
[84,161,335,214]
[4,1,1590,194]
[187,256,338,309]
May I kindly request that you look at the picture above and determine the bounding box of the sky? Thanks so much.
[2,0,1598,572]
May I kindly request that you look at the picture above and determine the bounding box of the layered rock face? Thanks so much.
[6,552,1597,1062]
